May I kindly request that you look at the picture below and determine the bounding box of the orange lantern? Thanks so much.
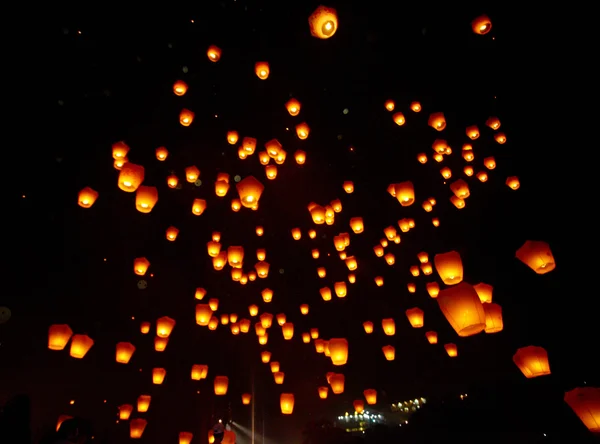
[282,322,294,340]
[410,101,422,112]
[165,226,179,241]
[425,331,438,344]
[512,346,551,378]
[294,149,306,165]
[564,387,600,433]
[296,122,310,139]
[318,387,329,399]
[395,181,415,206]
[473,283,493,303]
[354,400,365,413]
[214,376,229,395]
[115,342,136,364]
[118,163,145,192]
[77,187,98,208]
[255,62,270,79]
[179,109,194,126]
[242,393,252,405]
[328,338,348,365]
[195,304,213,326]
[112,141,130,159]
[515,240,556,274]
[483,303,503,333]
[192,198,207,216]
[133,257,150,275]
[428,112,446,131]
[130,418,147,439]
[384,100,395,111]
[286,98,301,116]
[69,334,94,358]
[405,308,424,328]
[172,80,187,96]
[445,343,458,357]
[236,175,265,208]
[382,345,395,360]
[343,181,354,193]
[308,5,338,39]
[329,374,345,394]
[207,45,222,62]
[434,251,463,285]
[152,367,166,384]
[486,116,501,129]
[156,316,176,337]
[48,324,73,350]
[135,186,158,213]
[118,404,133,420]
[363,321,373,334]
[471,14,492,35]
[179,432,193,444]
[140,322,150,334]
[363,389,377,405]
[280,393,295,414]
[154,336,169,351]
[381,318,395,335]
[506,176,520,190]
[437,282,486,337]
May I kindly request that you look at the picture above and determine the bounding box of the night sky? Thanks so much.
[3,2,594,443]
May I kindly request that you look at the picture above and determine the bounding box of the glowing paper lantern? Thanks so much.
[512,346,551,378]
[308,5,338,39]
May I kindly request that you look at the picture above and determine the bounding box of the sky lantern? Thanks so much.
[300,304,309,315]
[286,98,301,116]
[191,364,207,380]
[295,122,310,139]
[255,61,270,79]
[473,283,493,303]
[215,180,230,197]
[334,282,347,297]
[506,176,520,190]
[207,45,222,62]
[486,116,501,129]
[282,322,294,339]
[241,137,257,155]
[255,226,264,236]
[156,316,176,337]
[172,80,187,96]
[195,304,213,326]
[115,342,136,364]
[152,368,166,384]
[208,299,219,311]
[406,308,424,328]
[248,305,259,317]
[308,5,338,39]
[207,241,221,257]
[393,112,405,126]
[166,226,179,241]
[302,332,311,343]
[140,322,150,334]
[329,374,345,394]
[291,227,301,240]
[384,100,395,111]
[133,257,150,275]
[226,130,239,145]
[77,187,98,208]
[179,432,193,444]
[382,345,395,360]
[381,318,395,335]
[471,14,492,35]
[241,393,252,405]
[438,282,487,337]
[118,404,133,420]
[407,283,416,293]
[450,179,470,199]
[374,276,384,286]
[329,338,348,365]
[425,331,438,344]
[465,125,480,139]
[515,240,556,274]
[261,351,271,363]
[564,387,600,434]
[185,166,200,182]
[434,251,463,285]
[179,108,194,126]
[445,343,458,357]
[256,248,266,261]
[354,400,365,413]
[255,261,270,278]
[274,372,285,384]
[395,181,415,206]
[236,175,265,208]
[294,149,307,165]
[410,101,422,112]
[483,156,496,169]
[320,287,332,301]
[428,112,446,131]
[464,166,474,176]
[483,303,503,333]
[113,157,127,170]
[494,132,507,144]
[270,361,280,373]
[137,395,151,412]
[112,141,129,159]
[462,144,474,161]
[345,256,357,270]
[135,186,158,213]
[373,245,384,257]
[343,181,354,193]
[48,324,73,350]
[214,376,229,395]
[280,393,295,414]
[118,163,144,192]
[69,334,94,359]
[426,282,440,298]
[154,336,169,351]
[260,313,273,329]
[130,418,147,439]
[310,205,326,224]
[192,198,207,215]
[318,387,329,399]
[440,167,452,179]
[364,389,377,404]
[513,346,551,378]
[167,174,178,188]
[363,321,373,334]
[349,217,364,233]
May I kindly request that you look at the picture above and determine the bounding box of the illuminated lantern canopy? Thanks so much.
[166,226,179,241]
[255,62,270,80]
[564,387,600,434]
[78,187,98,208]
[395,181,415,206]
[506,176,520,190]
[328,338,348,365]
[428,112,446,131]
[115,342,136,364]
[227,131,238,145]
[155,146,168,161]
[135,186,158,213]
[393,112,405,126]
[296,122,310,139]
[515,240,556,274]
[214,376,229,395]
[130,418,147,439]
[118,163,145,192]
[465,125,480,139]
[69,334,94,359]
[172,80,187,96]
[425,331,438,344]
[354,400,365,413]
[156,316,176,337]
[384,100,395,111]
[437,282,486,337]
[512,346,551,378]
[363,389,377,405]
[140,322,150,334]
[185,166,200,183]
[280,393,295,414]
[286,98,301,116]
[48,324,73,351]
[486,116,501,129]
[329,374,345,394]
[195,304,213,326]
[112,141,130,159]
[192,199,207,216]
[483,303,503,333]
[133,257,150,275]
[434,251,463,285]
[445,343,458,357]
[405,308,424,328]
[295,150,306,165]
[382,345,395,360]
[152,368,167,384]
[179,432,193,444]
[241,393,252,405]
[308,5,338,39]
[118,404,133,420]
[207,45,222,62]
[471,14,492,35]
[236,176,265,208]
[382,318,395,335]
[179,109,195,126]
[318,387,329,399]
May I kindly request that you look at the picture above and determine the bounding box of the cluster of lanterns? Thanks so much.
[55,5,600,442]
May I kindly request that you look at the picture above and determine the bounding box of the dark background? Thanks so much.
[3,1,593,443]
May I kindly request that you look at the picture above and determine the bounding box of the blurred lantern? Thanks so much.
[118,404,133,420]
[296,122,310,139]
[428,112,446,131]
[152,368,166,384]
[115,342,135,364]
[381,318,395,335]
[410,101,422,112]
[280,393,295,414]
[286,98,301,116]
[471,14,492,35]
[486,116,501,129]
[329,374,345,394]
[78,187,98,208]
[155,146,168,161]
[393,112,405,126]
[564,387,600,434]
[172,80,187,96]
[135,186,158,213]
[318,387,329,399]
[166,226,179,241]
[140,322,150,334]
[308,5,338,39]
[354,400,365,413]
[437,282,486,337]
[179,432,193,444]
[133,257,150,275]
[515,240,556,274]
[156,316,175,337]
[69,334,94,358]
[242,393,252,405]
[48,324,73,350]
[425,331,438,344]
[255,62,270,79]
[214,376,229,395]
[506,176,520,190]
[130,418,147,439]
[329,338,349,365]
[118,163,145,192]
[112,141,130,159]
[192,198,207,215]
[512,346,551,378]
[406,308,424,328]
[207,45,222,62]
[445,343,458,357]
[382,345,395,360]
[179,109,194,126]
[384,100,395,111]
[364,389,377,404]
[294,150,306,164]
